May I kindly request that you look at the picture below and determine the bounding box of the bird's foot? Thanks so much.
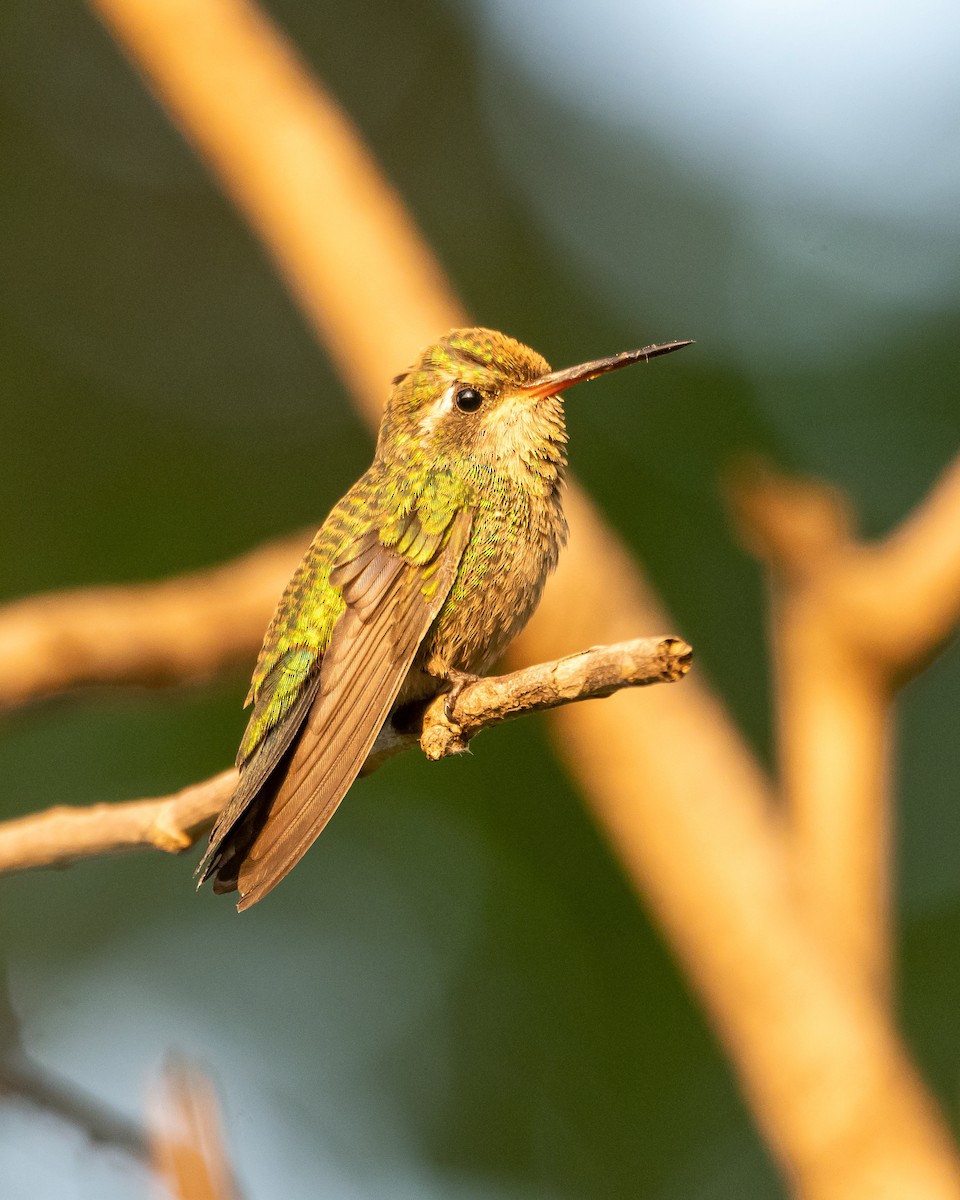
[442,669,480,722]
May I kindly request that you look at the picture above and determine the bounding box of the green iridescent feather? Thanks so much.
[237,466,469,765]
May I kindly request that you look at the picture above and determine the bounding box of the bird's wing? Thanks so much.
[195,647,323,890]
[196,526,342,891]
[231,499,473,910]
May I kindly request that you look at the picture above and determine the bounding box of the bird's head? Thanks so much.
[378,327,692,486]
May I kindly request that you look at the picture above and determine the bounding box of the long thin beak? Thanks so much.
[519,339,694,399]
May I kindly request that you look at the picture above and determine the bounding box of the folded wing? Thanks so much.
[197,493,472,909]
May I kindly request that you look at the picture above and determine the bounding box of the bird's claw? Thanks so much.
[443,669,479,722]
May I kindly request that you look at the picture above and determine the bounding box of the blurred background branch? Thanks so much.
[0,970,147,1163]
[0,1056,147,1165]
[1,974,238,1198]
[729,452,960,1000]
[148,1061,240,1200]
[0,535,306,713]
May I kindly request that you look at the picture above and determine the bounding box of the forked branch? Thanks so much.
[727,453,960,997]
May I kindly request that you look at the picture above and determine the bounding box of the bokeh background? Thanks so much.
[1,0,959,1196]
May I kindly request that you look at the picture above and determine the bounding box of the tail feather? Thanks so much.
[196,672,321,891]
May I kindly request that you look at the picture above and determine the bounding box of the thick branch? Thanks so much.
[89,0,466,422]
[728,453,960,999]
[0,536,307,713]
[731,453,960,674]
[849,452,960,671]
[0,639,690,875]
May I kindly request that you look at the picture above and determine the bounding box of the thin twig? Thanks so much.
[0,638,691,875]
[0,969,148,1162]
[0,1055,149,1162]
[0,770,236,875]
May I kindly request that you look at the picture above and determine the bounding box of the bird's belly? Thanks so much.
[400,500,564,705]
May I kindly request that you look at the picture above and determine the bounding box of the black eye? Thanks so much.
[455,387,483,413]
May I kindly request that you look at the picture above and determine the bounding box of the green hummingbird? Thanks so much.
[198,327,691,909]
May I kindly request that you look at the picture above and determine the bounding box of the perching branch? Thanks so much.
[420,635,693,758]
[0,637,691,876]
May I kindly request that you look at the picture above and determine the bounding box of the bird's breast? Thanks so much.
[410,485,567,693]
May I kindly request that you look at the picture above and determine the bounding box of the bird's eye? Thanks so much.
[455,387,483,413]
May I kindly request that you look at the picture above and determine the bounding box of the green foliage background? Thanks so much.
[0,2,957,1197]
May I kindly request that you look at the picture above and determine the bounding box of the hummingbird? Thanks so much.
[198,327,692,910]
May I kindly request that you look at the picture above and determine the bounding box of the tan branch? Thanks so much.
[731,453,960,674]
[729,453,960,999]
[846,452,960,671]
[148,1060,240,1200]
[379,635,692,766]
[0,535,307,712]
[0,771,236,874]
[516,487,960,1197]
[0,638,690,875]
[89,0,466,423]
